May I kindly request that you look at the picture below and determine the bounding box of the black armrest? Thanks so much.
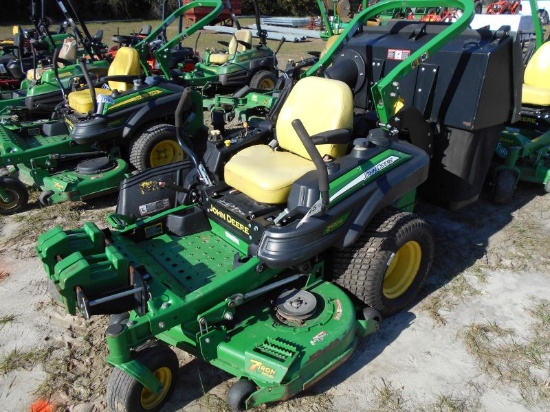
[237,40,251,49]
[310,128,352,145]
[217,40,229,47]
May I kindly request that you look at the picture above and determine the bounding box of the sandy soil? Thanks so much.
[0,179,549,412]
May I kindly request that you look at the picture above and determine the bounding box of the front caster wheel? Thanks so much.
[491,169,517,204]
[0,176,29,215]
[106,342,179,412]
[227,379,256,411]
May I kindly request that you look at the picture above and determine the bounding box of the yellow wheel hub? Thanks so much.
[149,140,184,167]
[140,366,172,410]
[383,240,422,299]
[258,78,274,89]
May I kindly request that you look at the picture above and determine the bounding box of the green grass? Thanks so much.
[0,347,52,375]
[462,299,550,406]
[0,314,16,331]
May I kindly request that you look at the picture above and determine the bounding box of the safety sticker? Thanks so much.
[0,64,6,74]
[387,49,411,61]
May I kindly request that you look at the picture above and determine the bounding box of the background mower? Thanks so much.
[0,0,223,215]
[489,0,550,203]
[36,0,526,410]
[0,0,110,117]
[182,0,281,100]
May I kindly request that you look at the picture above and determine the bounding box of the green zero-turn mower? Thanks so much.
[490,0,550,203]
[37,0,524,410]
[0,0,224,215]
[182,0,282,100]
[0,0,70,91]
[0,0,109,115]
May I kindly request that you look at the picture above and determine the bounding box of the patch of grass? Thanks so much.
[197,393,231,411]
[372,378,407,411]
[34,316,110,406]
[0,314,16,331]
[462,299,550,406]
[0,347,52,375]
[0,199,115,254]
[426,393,479,412]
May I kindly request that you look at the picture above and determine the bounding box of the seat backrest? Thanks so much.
[228,29,252,55]
[276,76,354,160]
[59,37,77,64]
[140,25,152,36]
[524,41,550,89]
[107,46,140,91]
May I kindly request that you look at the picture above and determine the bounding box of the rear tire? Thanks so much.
[249,70,277,90]
[0,176,29,215]
[106,341,178,412]
[129,124,184,171]
[328,207,434,317]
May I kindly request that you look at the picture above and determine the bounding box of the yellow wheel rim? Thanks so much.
[149,140,184,167]
[140,366,172,410]
[258,78,274,89]
[383,241,422,299]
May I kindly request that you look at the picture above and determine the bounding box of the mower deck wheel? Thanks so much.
[106,341,178,412]
[328,207,434,317]
[39,190,54,207]
[129,124,185,171]
[0,176,29,215]
[249,70,277,90]
[491,169,517,204]
[227,379,256,412]
[544,180,550,194]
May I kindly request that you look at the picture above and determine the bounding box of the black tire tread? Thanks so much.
[328,207,434,316]
[492,170,516,204]
[249,70,277,90]
[0,176,29,215]
[129,123,176,171]
[106,341,178,412]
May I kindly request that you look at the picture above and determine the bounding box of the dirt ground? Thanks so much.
[0,175,548,412]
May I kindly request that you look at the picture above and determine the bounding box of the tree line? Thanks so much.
[0,0,331,24]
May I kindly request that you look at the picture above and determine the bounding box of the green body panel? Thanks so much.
[101,86,174,115]
[0,121,80,166]
[183,48,275,87]
[497,128,550,185]
[23,158,128,201]
[328,149,412,207]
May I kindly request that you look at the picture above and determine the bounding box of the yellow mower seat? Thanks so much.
[224,76,354,204]
[209,29,252,65]
[523,41,550,106]
[68,47,140,114]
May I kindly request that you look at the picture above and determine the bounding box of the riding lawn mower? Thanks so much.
[37,0,525,410]
[0,0,224,215]
[0,0,110,117]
